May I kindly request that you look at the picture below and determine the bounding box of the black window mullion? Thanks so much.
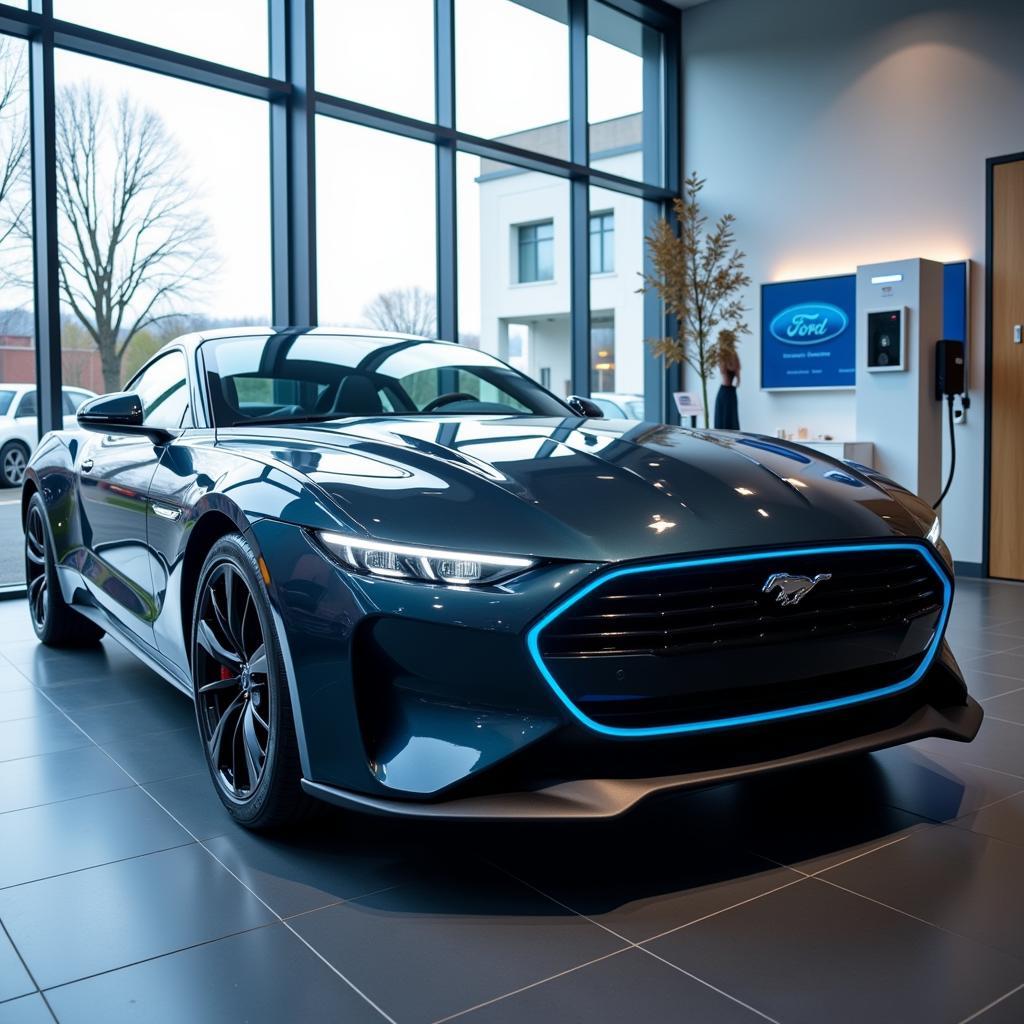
[435,0,456,343]
[568,0,590,398]
[28,0,61,436]
[270,0,316,327]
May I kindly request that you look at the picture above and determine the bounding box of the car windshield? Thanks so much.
[0,390,14,416]
[200,333,569,427]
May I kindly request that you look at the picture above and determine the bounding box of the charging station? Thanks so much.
[854,258,945,502]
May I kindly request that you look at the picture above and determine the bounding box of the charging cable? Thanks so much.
[932,394,956,510]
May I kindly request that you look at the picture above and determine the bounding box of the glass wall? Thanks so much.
[588,0,663,185]
[0,35,32,584]
[1,0,678,590]
[54,51,272,395]
[457,152,572,396]
[589,186,646,413]
[455,0,570,159]
[54,0,269,74]
[315,0,435,123]
[316,121,436,331]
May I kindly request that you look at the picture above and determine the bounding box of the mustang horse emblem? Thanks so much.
[762,572,832,607]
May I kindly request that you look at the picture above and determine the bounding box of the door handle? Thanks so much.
[81,458,94,473]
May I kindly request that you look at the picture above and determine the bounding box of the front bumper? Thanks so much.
[301,692,983,820]
[253,520,978,815]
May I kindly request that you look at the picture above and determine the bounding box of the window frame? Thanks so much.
[516,219,555,284]
[589,209,614,274]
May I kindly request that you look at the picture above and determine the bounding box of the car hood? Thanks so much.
[217,416,930,563]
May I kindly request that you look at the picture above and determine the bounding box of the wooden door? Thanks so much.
[990,158,1024,580]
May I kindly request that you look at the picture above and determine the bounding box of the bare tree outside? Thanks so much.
[0,37,28,283]
[53,83,215,391]
[362,286,436,337]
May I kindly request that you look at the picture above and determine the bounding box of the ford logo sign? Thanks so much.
[769,303,849,345]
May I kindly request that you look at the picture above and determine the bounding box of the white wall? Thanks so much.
[681,0,1024,567]
[477,149,647,399]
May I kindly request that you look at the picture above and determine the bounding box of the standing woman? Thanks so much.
[713,343,741,430]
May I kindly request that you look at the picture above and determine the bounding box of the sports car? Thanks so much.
[22,327,981,830]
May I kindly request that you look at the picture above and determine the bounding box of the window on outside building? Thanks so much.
[517,221,554,283]
[590,211,614,273]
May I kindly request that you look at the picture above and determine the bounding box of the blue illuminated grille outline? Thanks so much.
[525,542,952,739]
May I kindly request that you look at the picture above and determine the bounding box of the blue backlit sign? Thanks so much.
[761,275,856,389]
[769,303,849,345]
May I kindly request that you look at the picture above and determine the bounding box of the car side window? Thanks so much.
[15,390,36,418]
[129,351,190,429]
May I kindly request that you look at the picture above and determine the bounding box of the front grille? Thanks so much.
[542,549,942,658]
[531,543,949,733]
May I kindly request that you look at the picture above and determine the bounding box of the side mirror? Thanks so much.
[76,392,173,444]
[566,395,604,419]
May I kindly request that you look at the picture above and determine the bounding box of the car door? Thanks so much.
[77,351,190,647]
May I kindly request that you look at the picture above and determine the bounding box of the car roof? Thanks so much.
[171,325,443,355]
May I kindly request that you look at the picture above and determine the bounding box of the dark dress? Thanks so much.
[714,383,740,430]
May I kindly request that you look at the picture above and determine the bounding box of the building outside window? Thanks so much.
[590,212,615,274]
[517,221,554,284]
[1,0,677,590]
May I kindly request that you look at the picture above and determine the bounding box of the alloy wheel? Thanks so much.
[4,446,26,486]
[195,562,272,799]
[24,504,48,629]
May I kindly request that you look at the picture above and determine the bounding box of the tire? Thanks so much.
[1,441,30,488]
[191,533,317,831]
[24,492,105,647]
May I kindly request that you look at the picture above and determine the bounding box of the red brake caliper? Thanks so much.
[221,666,233,681]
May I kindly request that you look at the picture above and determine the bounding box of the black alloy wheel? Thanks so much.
[194,561,272,800]
[25,501,49,631]
[24,492,104,646]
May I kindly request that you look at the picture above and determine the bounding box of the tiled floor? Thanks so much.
[1,580,1024,1023]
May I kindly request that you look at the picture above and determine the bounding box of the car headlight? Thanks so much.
[926,515,941,546]
[316,531,535,585]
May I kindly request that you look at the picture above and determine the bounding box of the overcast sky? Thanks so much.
[33,0,643,330]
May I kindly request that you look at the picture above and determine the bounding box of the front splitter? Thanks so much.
[301,696,983,821]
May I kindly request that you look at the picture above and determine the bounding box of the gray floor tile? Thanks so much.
[0,691,58,725]
[0,671,31,695]
[0,746,134,816]
[0,994,53,1024]
[204,824,417,919]
[953,792,1024,848]
[963,668,1024,700]
[0,926,34,1003]
[822,823,1024,960]
[39,669,173,715]
[457,947,766,1023]
[964,650,1024,681]
[649,760,934,876]
[869,746,1024,822]
[66,693,194,745]
[43,924,383,1024]
[964,982,1024,1024]
[0,844,275,989]
[0,714,91,765]
[916,715,1024,779]
[144,772,231,841]
[100,725,205,784]
[490,814,800,942]
[3,640,139,685]
[645,878,1024,1024]
[0,787,190,889]
[290,863,627,1023]
[980,686,1024,726]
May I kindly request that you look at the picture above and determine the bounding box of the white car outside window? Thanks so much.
[0,384,97,487]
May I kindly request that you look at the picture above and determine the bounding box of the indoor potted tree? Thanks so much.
[641,172,750,428]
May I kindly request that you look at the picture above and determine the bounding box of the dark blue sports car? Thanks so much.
[22,328,981,829]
